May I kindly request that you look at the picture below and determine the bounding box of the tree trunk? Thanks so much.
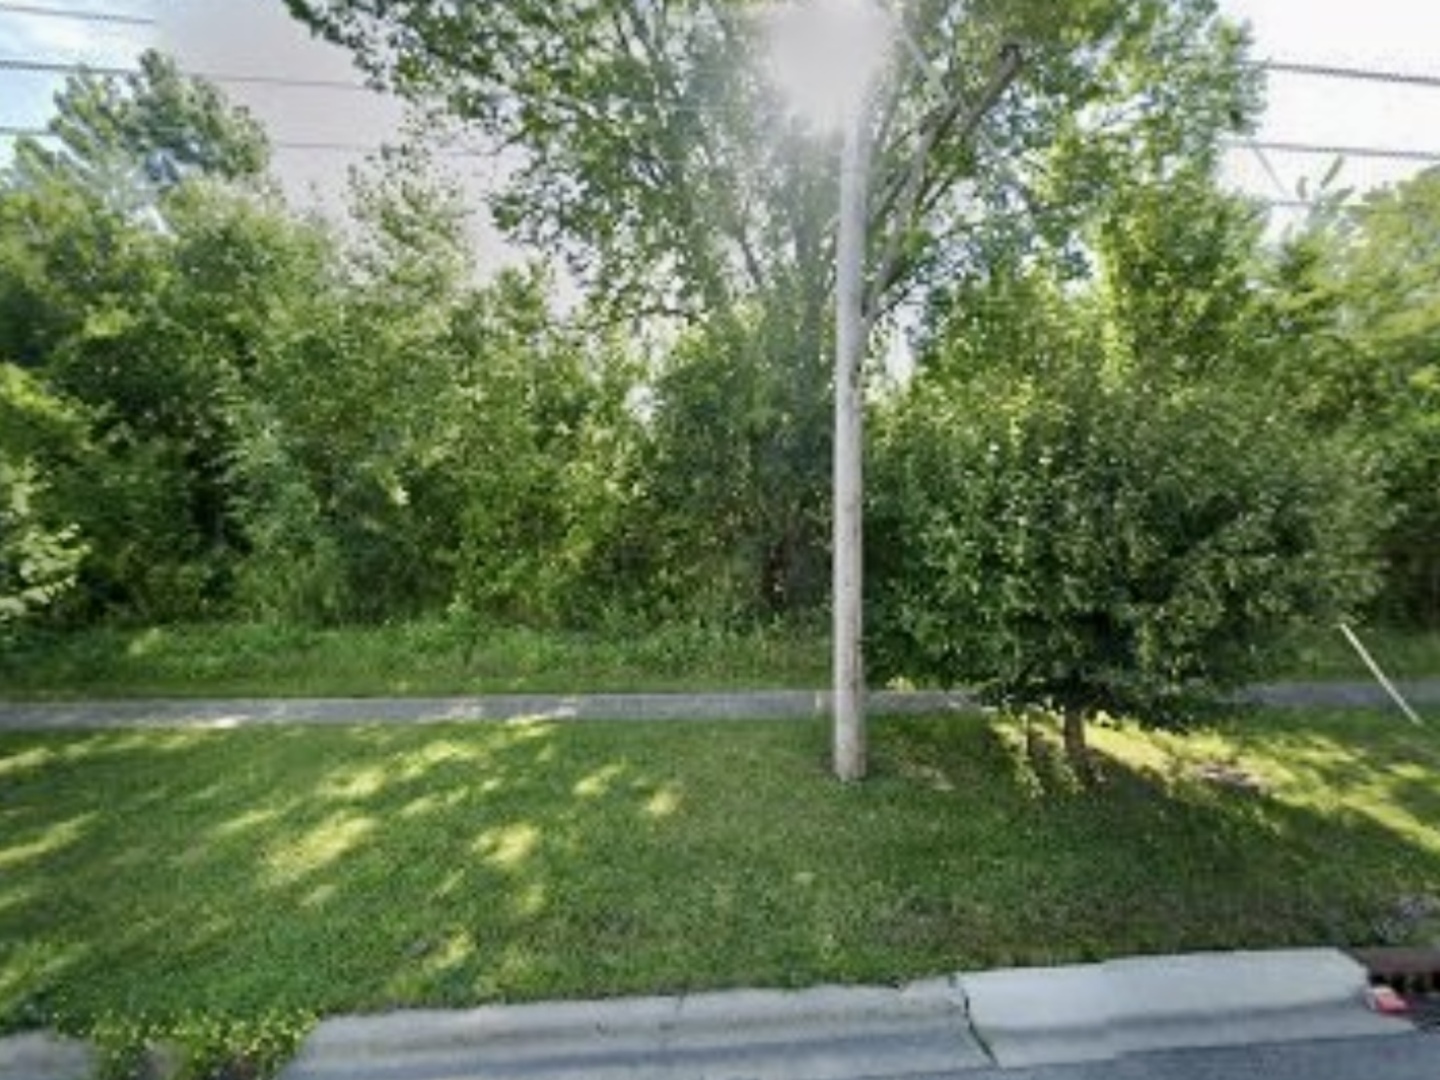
[1062,709,1095,786]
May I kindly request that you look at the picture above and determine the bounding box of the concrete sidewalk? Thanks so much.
[0,689,976,729]
[1,681,1438,730]
[5,948,1410,1080]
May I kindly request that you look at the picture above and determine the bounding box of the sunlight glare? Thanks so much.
[763,0,894,130]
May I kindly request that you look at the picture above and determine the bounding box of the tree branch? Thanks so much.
[864,43,1023,324]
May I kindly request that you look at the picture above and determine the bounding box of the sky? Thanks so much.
[1219,0,1440,211]
[2,0,1440,234]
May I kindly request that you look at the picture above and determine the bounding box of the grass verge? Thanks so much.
[0,620,829,700]
[1,620,1436,703]
[2,708,1439,1074]
[1283,624,1440,681]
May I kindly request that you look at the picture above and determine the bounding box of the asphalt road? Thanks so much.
[962,1032,1436,1080]
[276,1031,1435,1080]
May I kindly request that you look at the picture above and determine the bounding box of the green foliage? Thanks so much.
[8,49,269,210]
[870,362,1380,719]
[284,0,1260,624]
[876,162,1386,725]
[87,1009,312,1080]
[0,366,88,633]
[0,618,828,699]
[443,270,637,626]
[607,308,830,621]
[0,56,283,623]
[1305,169,1440,626]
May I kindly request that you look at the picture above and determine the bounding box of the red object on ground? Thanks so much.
[1365,985,1410,1015]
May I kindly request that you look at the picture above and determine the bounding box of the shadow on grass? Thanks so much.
[1,710,1438,1050]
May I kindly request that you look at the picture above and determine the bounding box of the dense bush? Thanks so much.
[867,361,1383,727]
[0,364,88,634]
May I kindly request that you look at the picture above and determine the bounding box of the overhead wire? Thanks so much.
[3,51,1440,103]
[0,56,372,92]
[4,46,1440,210]
[1230,138,1440,164]
[0,3,152,26]
[1260,58,1440,90]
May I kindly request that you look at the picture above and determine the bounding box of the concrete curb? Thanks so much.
[959,948,1408,1067]
[297,980,965,1051]
[277,950,1415,1077]
[280,979,987,1080]
[1,950,1415,1079]
[0,1031,93,1080]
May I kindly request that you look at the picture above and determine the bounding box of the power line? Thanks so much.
[0,56,372,93]
[1261,58,1440,90]
[0,124,490,158]
[6,54,1440,171]
[0,3,152,26]
[8,51,1440,102]
[0,56,135,77]
[5,118,1438,170]
[1231,138,1440,164]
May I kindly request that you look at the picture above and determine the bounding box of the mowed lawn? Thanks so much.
[3,709,1439,1056]
[1,621,1435,700]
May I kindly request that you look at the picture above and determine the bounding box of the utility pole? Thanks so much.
[832,93,870,783]
[830,42,1022,783]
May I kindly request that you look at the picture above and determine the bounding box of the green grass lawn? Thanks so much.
[1,620,1435,702]
[1284,624,1440,681]
[3,708,1439,1074]
[0,620,830,700]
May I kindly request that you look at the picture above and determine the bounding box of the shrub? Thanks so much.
[868,362,1382,757]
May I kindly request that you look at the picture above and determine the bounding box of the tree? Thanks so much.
[1323,170,1440,626]
[869,172,1382,774]
[284,0,1258,620]
[0,364,89,633]
[0,55,280,619]
[8,50,269,212]
[223,143,636,626]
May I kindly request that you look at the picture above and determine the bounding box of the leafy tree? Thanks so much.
[8,49,269,211]
[1242,169,1440,627]
[224,143,636,626]
[0,364,89,633]
[445,271,640,626]
[871,172,1382,773]
[0,55,280,619]
[285,0,1258,620]
[870,358,1378,752]
[1325,171,1440,626]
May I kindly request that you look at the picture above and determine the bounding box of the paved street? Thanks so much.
[581,1035,1439,1078]
[967,1033,1436,1080]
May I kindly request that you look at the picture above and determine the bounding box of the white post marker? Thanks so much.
[1339,621,1425,725]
